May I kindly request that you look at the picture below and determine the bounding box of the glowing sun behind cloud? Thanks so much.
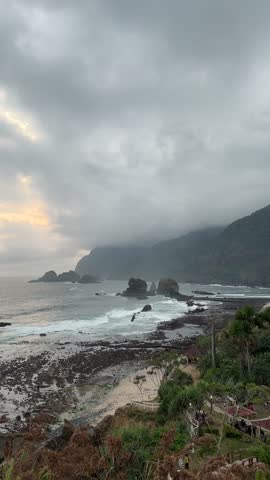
[0,204,49,227]
[0,173,66,274]
[0,175,50,229]
[0,108,40,142]
[0,88,43,142]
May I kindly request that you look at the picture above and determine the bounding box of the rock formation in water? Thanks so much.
[157,278,179,295]
[57,271,80,282]
[141,304,152,312]
[30,270,100,284]
[157,278,192,301]
[122,278,148,299]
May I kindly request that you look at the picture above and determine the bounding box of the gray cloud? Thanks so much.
[1,0,270,274]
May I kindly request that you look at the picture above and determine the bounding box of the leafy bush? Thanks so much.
[168,385,205,417]
[202,359,241,384]
[158,382,181,416]
[201,426,220,436]
[169,369,193,387]
[251,352,270,385]
[197,443,217,458]
[114,425,164,479]
[255,471,267,480]
[169,421,190,451]
[251,444,270,465]
[126,407,156,423]
[224,424,242,439]
[253,330,270,355]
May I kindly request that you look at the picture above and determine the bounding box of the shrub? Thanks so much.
[169,369,193,387]
[250,444,270,465]
[201,426,220,436]
[168,385,205,417]
[114,425,164,479]
[158,382,181,417]
[252,352,270,386]
[224,424,242,439]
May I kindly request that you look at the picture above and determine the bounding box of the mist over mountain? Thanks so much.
[76,205,270,286]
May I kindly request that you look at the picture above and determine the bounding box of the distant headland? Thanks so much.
[29,270,101,284]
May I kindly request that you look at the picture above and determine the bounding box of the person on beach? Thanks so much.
[184,454,190,470]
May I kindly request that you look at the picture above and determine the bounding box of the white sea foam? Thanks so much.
[0,297,190,342]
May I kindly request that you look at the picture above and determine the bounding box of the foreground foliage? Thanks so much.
[2,305,270,479]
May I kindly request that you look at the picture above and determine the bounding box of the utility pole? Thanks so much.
[211,316,216,369]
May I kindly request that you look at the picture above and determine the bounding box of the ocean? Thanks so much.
[1,278,270,345]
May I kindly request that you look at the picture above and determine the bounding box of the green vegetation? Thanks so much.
[199,306,270,386]
[3,305,270,479]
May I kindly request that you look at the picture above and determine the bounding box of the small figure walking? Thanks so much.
[184,454,190,470]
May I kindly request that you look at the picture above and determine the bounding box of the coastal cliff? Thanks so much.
[76,204,270,286]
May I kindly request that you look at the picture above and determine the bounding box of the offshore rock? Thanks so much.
[157,278,179,295]
[57,270,80,282]
[29,270,58,283]
[122,278,148,299]
[141,304,152,312]
[157,278,192,301]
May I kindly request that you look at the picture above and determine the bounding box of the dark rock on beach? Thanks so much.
[188,307,206,313]
[0,322,11,327]
[192,290,214,296]
[141,304,152,312]
[122,278,148,299]
[170,291,192,302]
[157,314,208,331]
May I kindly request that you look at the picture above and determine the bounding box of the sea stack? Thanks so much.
[157,278,179,295]
[122,278,148,299]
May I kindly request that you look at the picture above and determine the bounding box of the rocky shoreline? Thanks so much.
[0,295,268,435]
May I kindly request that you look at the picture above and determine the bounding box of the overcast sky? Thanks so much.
[1,0,270,275]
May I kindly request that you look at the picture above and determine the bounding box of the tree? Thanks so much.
[148,352,180,386]
[229,306,256,376]
[168,385,205,417]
